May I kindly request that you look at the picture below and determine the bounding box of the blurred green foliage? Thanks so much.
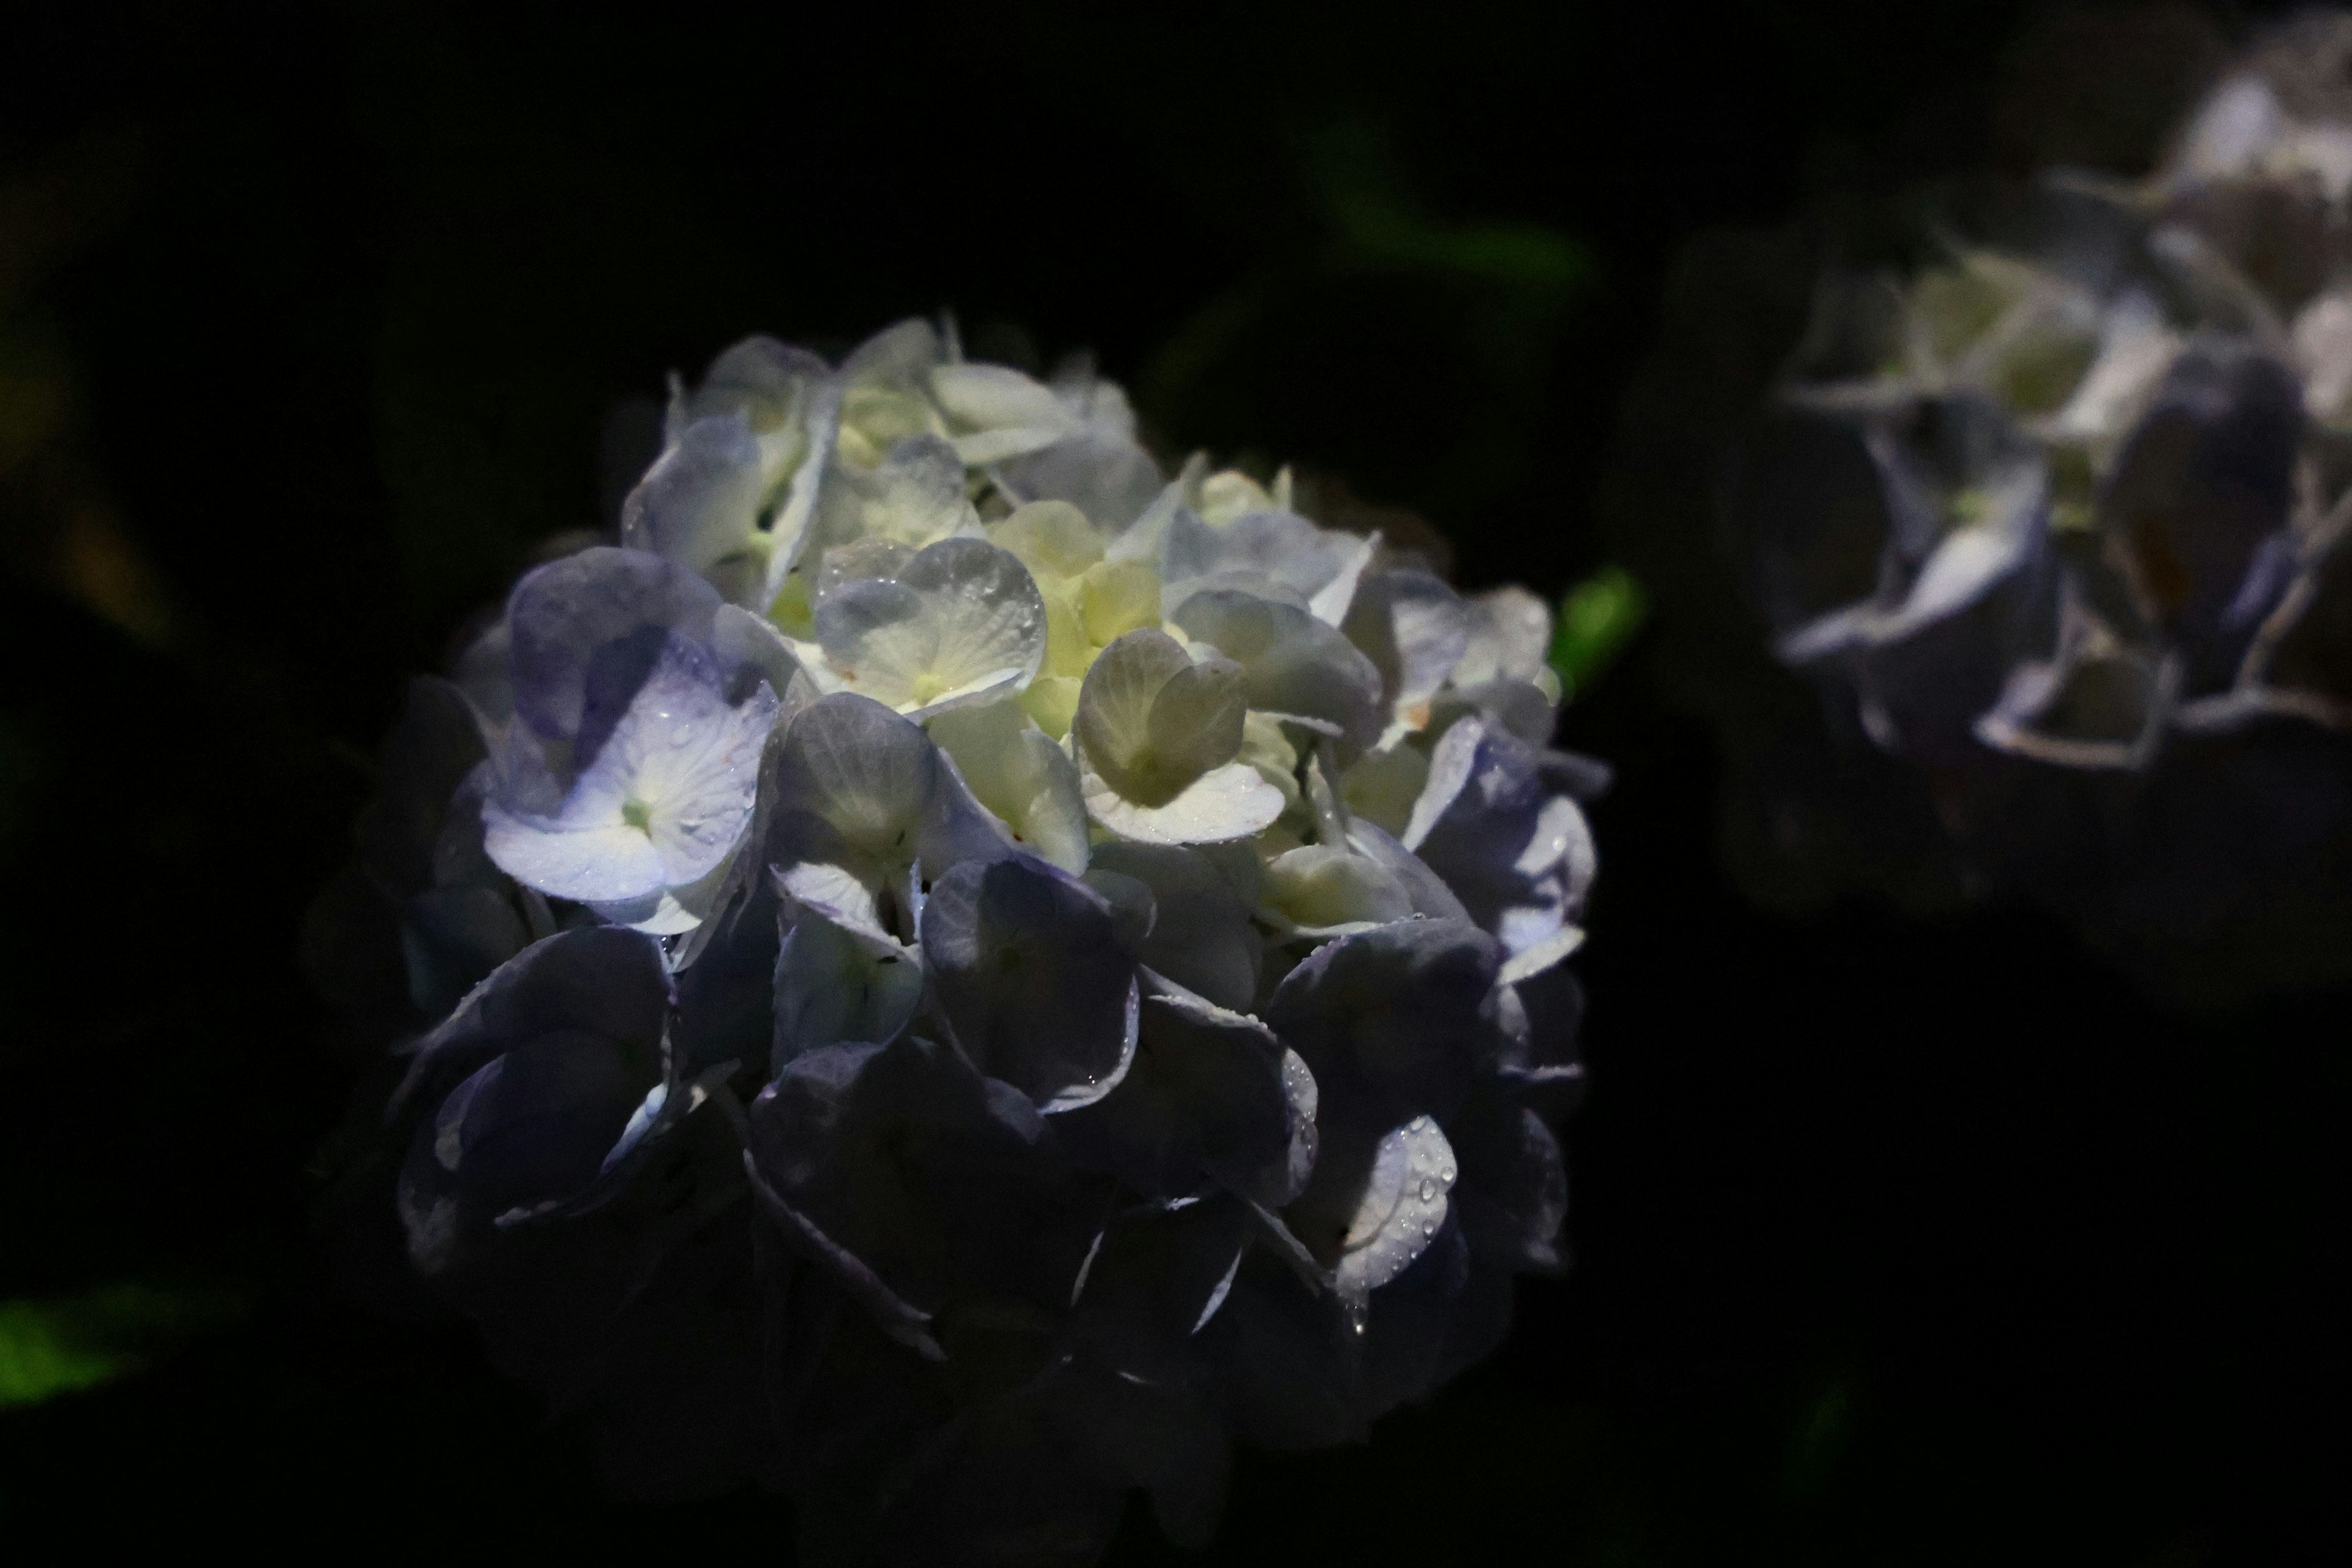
[0,1285,243,1411]
[1553,565,1648,698]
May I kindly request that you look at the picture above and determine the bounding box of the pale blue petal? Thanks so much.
[482,809,666,905]
[1343,568,1471,713]
[1002,427,1165,532]
[772,907,925,1071]
[1160,508,1374,623]
[485,631,778,907]
[666,335,830,442]
[620,413,767,580]
[1405,715,1596,952]
[506,546,723,744]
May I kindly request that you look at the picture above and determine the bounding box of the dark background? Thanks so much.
[1,1,2345,1560]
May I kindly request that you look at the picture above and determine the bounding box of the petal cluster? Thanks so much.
[321,316,1598,1561]
[1703,17,2352,995]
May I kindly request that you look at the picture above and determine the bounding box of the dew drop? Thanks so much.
[1417,1178,1436,1203]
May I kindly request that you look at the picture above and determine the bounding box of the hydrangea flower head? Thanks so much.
[1624,14,2352,998]
[318,313,1599,1562]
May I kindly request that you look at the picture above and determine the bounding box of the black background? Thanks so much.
[1,1,2345,1561]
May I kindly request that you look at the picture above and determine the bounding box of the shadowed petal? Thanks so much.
[1054,983,1298,1199]
[507,546,723,744]
[920,856,1140,1112]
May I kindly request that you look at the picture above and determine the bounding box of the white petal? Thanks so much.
[1259,845,1415,938]
[582,672,778,888]
[1305,532,1376,626]
[590,848,740,935]
[481,812,666,904]
[1341,741,1431,837]
[1498,925,1586,987]
[1452,586,1553,688]
[2051,292,2177,440]
[2168,74,2282,184]
[1516,793,1596,885]
[483,635,774,903]
[1401,716,1482,851]
[813,537,1047,716]
[1073,627,1194,783]
[815,537,917,600]
[1104,461,1200,560]
[815,431,980,548]
[1170,590,1384,758]
[951,425,1069,466]
[1148,657,1250,781]
[986,499,1106,577]
[1082,759,1285,846]
[760,377,840,601]
[927,701,1090,873]
[1332,1115,1457,1307]
[589,888,702,935]
[931,362,1074,432]
[773,860,894,949]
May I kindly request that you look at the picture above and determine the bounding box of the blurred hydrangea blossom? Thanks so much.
[1614,12,2352,1000]
[312,314,1599,1561]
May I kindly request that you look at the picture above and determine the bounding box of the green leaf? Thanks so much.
[1551,566,1648,698]
[0,1284,244,1411]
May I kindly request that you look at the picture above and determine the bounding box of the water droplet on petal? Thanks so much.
[1417,1178,1436,1202]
